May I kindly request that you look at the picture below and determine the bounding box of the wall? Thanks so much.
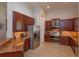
[46,7,78,20]
[32,6,41,25]
[6,2,32,38]
[0,3,7,39]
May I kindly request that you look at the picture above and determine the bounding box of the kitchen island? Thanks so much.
[0,38,24,57]
[0,32,31,57]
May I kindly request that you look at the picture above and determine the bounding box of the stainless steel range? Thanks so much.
[50,29,60,41]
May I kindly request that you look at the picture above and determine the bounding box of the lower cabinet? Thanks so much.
[44,33,51,42]
[59,36,78,56]
[69,38,78,54]
[59,36,70,46]
[24,38,30,51]
[0,51,24,57]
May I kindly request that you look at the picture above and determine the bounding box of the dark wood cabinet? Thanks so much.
[69,38,78,53]
[0,51,23,57]
[25,17,35,25]
[13,11,35,32]
[13,11,25,32]
[44,33,51,42]
[45,21,52,31]
[60,19,74,31]
[59,36,70,46]
[73,18,78,32]
[24,38,30,51]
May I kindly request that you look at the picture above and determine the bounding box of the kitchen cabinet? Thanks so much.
[45,21,52,31]
[69,38,78,53]
[13,11,25,32]
[24,38,30,51]
[13,11,35,32]
[60,19,74,31]
[44,33,51,42]
[0,51,23,57]
[25,16,35,25]
[73,18,78,32]
[59,36,70,46]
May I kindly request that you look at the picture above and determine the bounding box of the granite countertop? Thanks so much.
[61,31,78,46]
[0,38,11,46]
[0,39,24,54]
[0,32,31,54]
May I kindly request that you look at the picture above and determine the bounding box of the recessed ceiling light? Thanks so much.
[47,6,50,8]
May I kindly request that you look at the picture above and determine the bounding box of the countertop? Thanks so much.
[0,36,30,54]
[61,31,78,46]
[0,39,23,54]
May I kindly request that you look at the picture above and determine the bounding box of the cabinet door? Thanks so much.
[24,38,30,51]
[59,36,69,45]
[60,19,73,31]
[25,16,34,25]
[44,33,51,42]
[28,17,34,25]
[22,14,26,31]
[25,16,29,25]
[45,21,52,31]
[74,18,78,32]
[30,18,35,25]
[13,11,23,32]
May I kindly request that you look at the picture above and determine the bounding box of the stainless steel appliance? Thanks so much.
[50,29,60,42]
[27,25,40,50]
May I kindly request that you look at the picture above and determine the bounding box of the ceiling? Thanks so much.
[26,2,78,12]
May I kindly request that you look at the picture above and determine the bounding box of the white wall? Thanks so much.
[32,6,41,25]
[6,2,32,38]
[46,7,78,20]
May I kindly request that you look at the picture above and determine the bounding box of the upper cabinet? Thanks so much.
[60,18,78,31]
[25,16,35,25]
[73,17,78,32]
[60,19,74,31]
[45,21,52,31]
[45,18,78,32]
[13,11,35,32]
[13,11,25,32]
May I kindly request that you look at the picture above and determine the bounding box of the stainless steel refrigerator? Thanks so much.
[27,25,40,50]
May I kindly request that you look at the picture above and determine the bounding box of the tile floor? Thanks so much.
[24,42,75,57]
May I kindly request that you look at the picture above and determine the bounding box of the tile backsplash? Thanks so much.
[13,32,25,39]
